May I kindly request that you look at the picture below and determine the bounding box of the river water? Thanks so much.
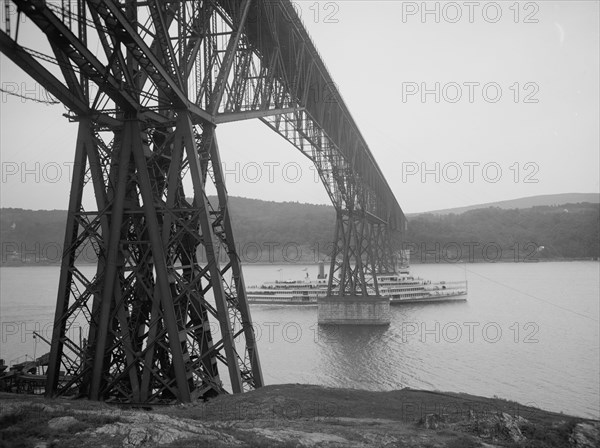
[1,261,598,419]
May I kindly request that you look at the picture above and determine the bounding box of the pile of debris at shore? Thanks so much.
[0,352,50,395]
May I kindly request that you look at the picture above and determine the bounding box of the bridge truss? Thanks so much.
[0,0,406,403]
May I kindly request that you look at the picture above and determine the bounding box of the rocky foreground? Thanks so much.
[0,385,598,448]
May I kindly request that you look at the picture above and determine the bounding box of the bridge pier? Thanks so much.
[317,296,391,326]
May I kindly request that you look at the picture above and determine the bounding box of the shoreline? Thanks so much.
[1,384,598,447]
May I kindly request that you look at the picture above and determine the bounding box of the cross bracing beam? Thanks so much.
[200,1,407,294]
[207,1,406,227]
[3,0,264,402]
[1,0,406,402]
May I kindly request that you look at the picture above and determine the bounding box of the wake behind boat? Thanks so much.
[246,260,467,306]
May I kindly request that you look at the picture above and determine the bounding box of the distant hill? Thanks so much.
[0,209,68,263]
[407,202,599,262]
[1,194,598,264]
[0,199,335,264]
[220,197,335,262]
[411,193,600,216]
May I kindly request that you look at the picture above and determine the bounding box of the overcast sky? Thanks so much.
[0,1,598,213]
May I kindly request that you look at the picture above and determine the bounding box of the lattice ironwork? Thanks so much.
[1,0,407,403]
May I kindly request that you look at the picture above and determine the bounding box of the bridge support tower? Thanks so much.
[1,0,408,401]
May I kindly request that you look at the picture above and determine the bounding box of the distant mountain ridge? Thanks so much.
[411,193,600,216]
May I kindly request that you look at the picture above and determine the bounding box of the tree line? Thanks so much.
[1,198,598,265]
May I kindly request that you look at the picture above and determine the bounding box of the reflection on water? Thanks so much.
[247,261,600,419]
[316,325,394,390]
[1,261,598,419]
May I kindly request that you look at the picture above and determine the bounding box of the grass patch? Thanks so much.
[0,406,55,446]
[444,436,483,448]
[0,404,123,448]
[75,413,122,426]
[517,419,579,448]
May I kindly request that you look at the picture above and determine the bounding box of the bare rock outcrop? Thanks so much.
[570,421,600,448]
[92,411,241,447]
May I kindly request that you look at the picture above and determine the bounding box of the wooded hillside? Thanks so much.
[1,198,598,264]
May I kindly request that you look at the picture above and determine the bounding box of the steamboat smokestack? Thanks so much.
[317,260,326,279]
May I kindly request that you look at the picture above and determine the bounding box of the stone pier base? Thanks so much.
[317,296,391,325]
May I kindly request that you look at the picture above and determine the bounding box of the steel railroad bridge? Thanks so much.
[0,0,407,403]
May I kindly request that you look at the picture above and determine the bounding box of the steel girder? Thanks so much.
[1,0,407,402]
[201,1,408,294]
[2,0,265,402]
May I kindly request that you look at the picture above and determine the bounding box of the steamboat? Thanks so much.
[247,260,467,305]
